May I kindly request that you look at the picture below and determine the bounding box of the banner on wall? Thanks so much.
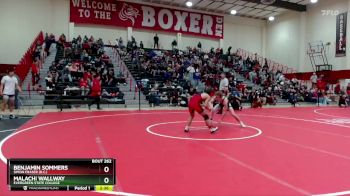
[70,0,224,39]
[336,12,347,57]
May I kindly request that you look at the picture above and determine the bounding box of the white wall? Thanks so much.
[133,29,177,50]
[266,11,301,70]
[224,15,265,54]
[74,24,128,45]
[0,0,264,64]
[73,17,264,53]
[181,35,219,52]
[305,0,349,71]
[73,23,220,51]
[0,0,70,64]
[266,0,350,72]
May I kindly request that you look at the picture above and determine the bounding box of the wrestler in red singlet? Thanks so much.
[185,88,218,133]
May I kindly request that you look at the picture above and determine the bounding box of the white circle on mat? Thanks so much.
[146,121,262,141]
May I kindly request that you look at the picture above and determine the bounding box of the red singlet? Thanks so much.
[188,94,204,114]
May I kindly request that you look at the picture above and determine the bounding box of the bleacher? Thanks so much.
[41,35,126,109]
[124,60,186,105]
[121,48,255,107]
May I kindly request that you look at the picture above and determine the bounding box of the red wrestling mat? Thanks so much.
[1,107,350,196]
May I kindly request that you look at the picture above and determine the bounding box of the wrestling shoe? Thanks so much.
[210,127,218,134]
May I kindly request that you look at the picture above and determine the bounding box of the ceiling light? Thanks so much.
[311,0,318,3]
[268,16,275,21]
[230,10,237,15]
[186,1,193,7]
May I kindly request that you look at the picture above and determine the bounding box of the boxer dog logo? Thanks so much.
[119,3,139,26]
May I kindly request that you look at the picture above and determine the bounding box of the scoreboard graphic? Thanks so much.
[7,158,116,191]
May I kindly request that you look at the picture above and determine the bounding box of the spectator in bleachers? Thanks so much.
[79,77,89,96]
[119,38,345,108]
[45,34,55,56]
[44,34,124,106]
[118,37,124,48]
[45,72,54,90]
[149,84,160,107]
[339,92,348,107]
[140,41,144,49]
[31,59,40,89]
[34,40,42,60]
[310,72,318,88]
[251,91,262,108]
[68,63,80,82]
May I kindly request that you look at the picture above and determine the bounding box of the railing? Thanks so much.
[237,48,297,75]
[16,31,45,83]
[105,44,131,80]
[15,87,126,109]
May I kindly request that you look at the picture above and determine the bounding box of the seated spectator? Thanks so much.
[81,50,89,62]
[79,78,89,96]
[320,91,331,105]
[82,41,90,51]
[160,92,169,102]
[266,92,277,105]
[68,63,80,82]
[101,53,110,63]
[288,92,298,107]
[252,92,262,108]
[149,85,160,107]
[334,82,341,94]
[45,72,54,90]
[338,92,348,107]
[346,83,350,96]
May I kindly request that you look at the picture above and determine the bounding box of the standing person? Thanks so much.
[31,59,40,89]
[219,72,229,94]
[0,67,22,119]
[317,74,325,90]
[88,75,102,110]
[153,34,159,49]
[118,37,124,48]
[140,41,144,49]
[211,91,245,128]
[310,72,318,88]
[316,74,326,104]
[185,88,218,134]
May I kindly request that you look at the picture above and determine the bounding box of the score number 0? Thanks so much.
[103,166,110,184]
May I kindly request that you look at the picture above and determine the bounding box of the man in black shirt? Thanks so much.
[140,41,144,49]
[154,34,159,49]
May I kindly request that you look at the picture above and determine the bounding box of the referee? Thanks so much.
[219,72,229,95]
